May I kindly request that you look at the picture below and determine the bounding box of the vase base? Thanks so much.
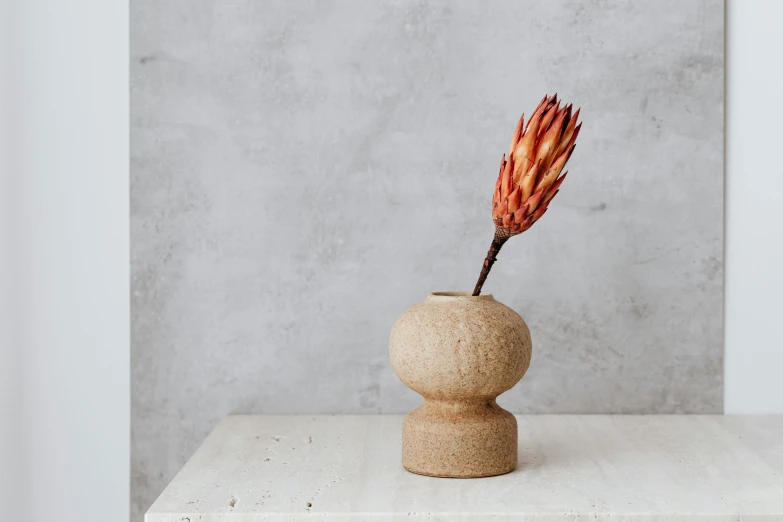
[401,465,516,479]
[401,399,518,478]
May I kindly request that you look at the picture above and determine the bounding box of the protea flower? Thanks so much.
[472,94,581,296]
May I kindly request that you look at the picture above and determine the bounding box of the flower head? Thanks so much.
[492,94,581,237]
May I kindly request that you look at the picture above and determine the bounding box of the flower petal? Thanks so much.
[519,215,534,232]
[500,153,514,200]
[542,172,567,205]
[538,101,560,136]
[558,108,580,157]
[508,114,524,156]
[535,145,573,193]
[531,201,549,222]
[519,159,541,202]
[534,107,567,171]
[507,187,522,214]
[526,187,545,214]
[512,154,533,185]
[563,123,581,156]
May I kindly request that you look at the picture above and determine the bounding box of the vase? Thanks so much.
[389,291,531,478]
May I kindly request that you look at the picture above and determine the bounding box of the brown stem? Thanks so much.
[472,229,509,296]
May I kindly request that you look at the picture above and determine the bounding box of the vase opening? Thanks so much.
[428,291,494,301]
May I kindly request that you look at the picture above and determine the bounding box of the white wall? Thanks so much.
[1,0,22,518]
[724,0,783,414]
[2,0,130,521]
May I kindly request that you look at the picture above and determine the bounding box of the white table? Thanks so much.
[147,415,783,521]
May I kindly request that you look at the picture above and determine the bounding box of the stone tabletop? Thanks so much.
[147,415,783,521]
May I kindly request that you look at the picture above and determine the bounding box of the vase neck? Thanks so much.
[420,397,502,418]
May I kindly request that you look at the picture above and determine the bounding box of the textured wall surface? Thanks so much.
[131,0,724,518]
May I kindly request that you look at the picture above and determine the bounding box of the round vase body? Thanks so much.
[389,292,532,478]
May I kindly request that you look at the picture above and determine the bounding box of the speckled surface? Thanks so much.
[131,0,724,518]
[390,293,531,477]
[146,415,783,521]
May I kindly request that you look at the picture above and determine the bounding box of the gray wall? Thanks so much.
[131,0,723,518]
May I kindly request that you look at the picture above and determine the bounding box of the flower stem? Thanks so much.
[472,229,509,296]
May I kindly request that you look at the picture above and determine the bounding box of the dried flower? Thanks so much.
[473,94,581,296]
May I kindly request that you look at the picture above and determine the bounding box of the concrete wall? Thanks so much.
[131,1,724,518]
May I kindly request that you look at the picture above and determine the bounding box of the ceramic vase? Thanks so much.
[389,292,532,478]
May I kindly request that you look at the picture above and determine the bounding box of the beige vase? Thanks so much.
[389,292,532,478]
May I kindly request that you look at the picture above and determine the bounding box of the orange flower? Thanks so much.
[492,94,581,237]
[473,94,582,295]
